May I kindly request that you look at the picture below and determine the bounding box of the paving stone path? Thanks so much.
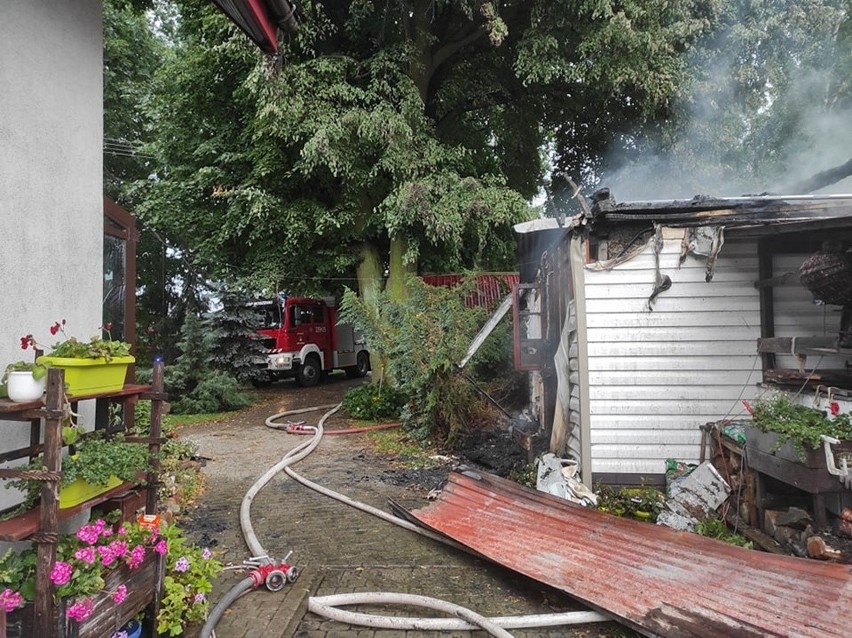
[177,375,630,638]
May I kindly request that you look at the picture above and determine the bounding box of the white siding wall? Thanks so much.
[0,1,103,510]
[584,234,762,476]
[772,252,847,370]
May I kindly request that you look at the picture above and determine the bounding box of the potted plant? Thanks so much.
[746,393,852,465]
[0,360,49,403]
[21,320,134,396]
[4,433,151,514]
[0,514,221,637]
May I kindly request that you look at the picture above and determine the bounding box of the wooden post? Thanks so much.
[34,368,64,637]
[145,361,164,515]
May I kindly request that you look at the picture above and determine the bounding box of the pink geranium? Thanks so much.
[74,547,96,565]
[127,544,146,569]
[66,597,94,622]
[49,561,73,586]
[112,584,128,605]
[154,539,168,556]
[0,588,24,613]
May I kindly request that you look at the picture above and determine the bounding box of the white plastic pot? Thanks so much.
[6,370,46,402]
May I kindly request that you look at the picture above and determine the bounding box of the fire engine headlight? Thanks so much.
[275,355,291,366]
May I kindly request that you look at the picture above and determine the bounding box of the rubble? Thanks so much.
[657,461,730,531]
[535,453,597,506]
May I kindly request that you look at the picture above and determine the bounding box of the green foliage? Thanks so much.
[750,393,852,455]
[171,371,251,415]
[63,435,151,486]
[595,484,667,522]
[204,287,267,384]
[342,383,407,421]
[155,522,223,636]
[46,337,132,362]
[165,311,252,415]
[694,517,753,549]
[339,278,494,445]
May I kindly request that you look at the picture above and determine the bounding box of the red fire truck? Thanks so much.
[248,295,370,386]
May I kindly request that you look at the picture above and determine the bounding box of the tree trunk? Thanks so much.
[386,235,416,301]
[355,241,388,384]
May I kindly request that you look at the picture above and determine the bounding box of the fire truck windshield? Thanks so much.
[247,301,283,330]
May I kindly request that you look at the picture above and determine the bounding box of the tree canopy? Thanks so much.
[126,0,716,300]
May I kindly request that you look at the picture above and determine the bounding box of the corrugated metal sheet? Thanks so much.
[406,470,852,637]
[421,273,520,309]
[584,237,762,476]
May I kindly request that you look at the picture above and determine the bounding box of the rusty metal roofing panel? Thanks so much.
[404,470,852,637]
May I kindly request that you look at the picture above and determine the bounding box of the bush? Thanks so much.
[342,384,407,421]
[170,371,251,415]
[339,277,503,446]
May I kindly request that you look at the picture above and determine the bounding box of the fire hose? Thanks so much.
[200,402,610,637]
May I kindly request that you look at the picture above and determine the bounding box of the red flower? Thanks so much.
[103,322,112,331]
[49,322,61,336]
[20,335,30,350]
[830,401,840,416]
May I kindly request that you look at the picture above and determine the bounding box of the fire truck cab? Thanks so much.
[249,295,370,387]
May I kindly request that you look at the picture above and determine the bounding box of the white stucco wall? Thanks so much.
[0,0,103,509]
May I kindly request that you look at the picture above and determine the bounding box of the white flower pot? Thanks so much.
[6,370,46,402]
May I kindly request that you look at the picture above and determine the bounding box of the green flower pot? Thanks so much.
[36,356,134,396]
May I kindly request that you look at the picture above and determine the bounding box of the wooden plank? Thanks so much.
[591,443,702,460]
[590,385,759,401]
[585,283,760,300]
[588,341,757,357]
[757,337,840,353]
[591,430,701,445]
[590,399,749,416]
[0,482,135,542]
[588,354,761,371]
[586,311,761,329]
[590,415,753,429]
[588,370,762,386]
[587,297,760,313]
[746,448,843,493]
[587,326,758,343]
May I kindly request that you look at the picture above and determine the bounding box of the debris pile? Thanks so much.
[765,506,852,562]
[657,461,731,531]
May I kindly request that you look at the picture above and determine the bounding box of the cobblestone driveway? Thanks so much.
[178,375,631,638]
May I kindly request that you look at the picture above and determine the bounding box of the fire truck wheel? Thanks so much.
[296,355,321,387]
[345,351,370,378]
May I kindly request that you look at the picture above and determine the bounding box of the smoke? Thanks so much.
[597,3,852,201]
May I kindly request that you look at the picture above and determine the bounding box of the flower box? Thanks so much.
[59,476,124,509]
[4,552,162,638]
[36,356,134,396]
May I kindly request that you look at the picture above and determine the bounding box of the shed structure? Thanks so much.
[515,193,852,486]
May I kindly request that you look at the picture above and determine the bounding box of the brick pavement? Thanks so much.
[178,378,632,637]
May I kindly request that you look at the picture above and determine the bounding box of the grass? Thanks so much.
[365,427,440,469]
[163,411,231,430]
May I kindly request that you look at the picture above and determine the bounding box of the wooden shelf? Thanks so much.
[0,482,136,541]
[0,384,153,416]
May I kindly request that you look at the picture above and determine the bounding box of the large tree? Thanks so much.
[132,0,714,299]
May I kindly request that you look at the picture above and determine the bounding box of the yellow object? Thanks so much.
[36,356,134,396]
[59,475,123,508]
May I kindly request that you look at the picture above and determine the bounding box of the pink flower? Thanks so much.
[49,561,73,586]
[0,589,24,613]
[117,526,127,536]
[112,585,127,605]
[74,547,96,565]
[154,539,167,556]
[109,540,128,558]
[127,545,146,569]
[193,592,206,603]
[98,545,118,566]
[830,401,840,416]
[76,524,100,545]
[202,548,212,560]
[66,597,94,622]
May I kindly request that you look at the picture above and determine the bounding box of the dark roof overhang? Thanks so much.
[209,0,299,54]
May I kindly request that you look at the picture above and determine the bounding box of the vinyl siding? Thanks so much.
[584,235,762,476]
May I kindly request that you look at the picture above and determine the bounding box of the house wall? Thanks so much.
[772,252,847,371]
[0,1,103,509]
[583,231,763,477]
